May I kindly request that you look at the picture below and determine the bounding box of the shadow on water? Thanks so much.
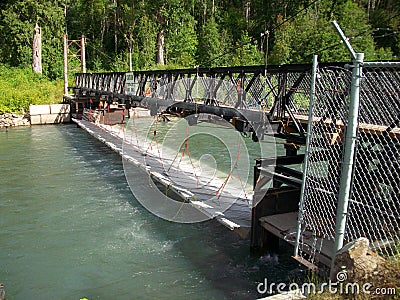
[1,124,305,299]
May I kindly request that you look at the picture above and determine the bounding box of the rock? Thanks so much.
[0,283,4,300]
[0,113,31,128]
[331,237,386,282]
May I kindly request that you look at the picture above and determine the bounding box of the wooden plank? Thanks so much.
[293,114,400,138]
[259,212,333,267]
[291,255,318,272]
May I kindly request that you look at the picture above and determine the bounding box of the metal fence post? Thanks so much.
[330,52,364,276]
[63,34,68,95]
[294,54,319,258]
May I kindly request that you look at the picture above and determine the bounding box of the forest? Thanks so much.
[0,0,399,80]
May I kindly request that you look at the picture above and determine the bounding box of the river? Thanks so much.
[0,124,302,299]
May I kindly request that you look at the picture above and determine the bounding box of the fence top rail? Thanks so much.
[74,62,352,78]
[363,61,400,67]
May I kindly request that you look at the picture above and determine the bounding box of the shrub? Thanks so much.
[0,64,63,114]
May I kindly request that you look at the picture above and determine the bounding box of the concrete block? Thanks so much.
[38,114,57,124]
[30,115,42,125]
[30,113,70,125]
[41,114,70,124]
[50,104,70,114]
[29,104,50,115]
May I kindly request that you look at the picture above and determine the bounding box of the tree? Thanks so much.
[1,0,399,77]
[165,13,198,68]
[135,14,158,69]
[268,14,295,65]
[197,17,224,67]
[67,0,116,70]
[0,0,65,78]
[231,31,264,66]
[268,0,393,64]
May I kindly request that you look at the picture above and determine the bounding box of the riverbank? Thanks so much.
[0,113,30,128]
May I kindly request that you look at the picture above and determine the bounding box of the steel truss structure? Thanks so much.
[71,63,349,144]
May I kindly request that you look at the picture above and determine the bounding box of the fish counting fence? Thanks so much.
[293,54,400,270]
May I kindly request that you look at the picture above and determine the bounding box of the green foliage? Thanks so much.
[218,6,247,42]
[134,14,158,70]
[269,0,394,64]
[231,32,264,66]
[269,15,296,65]
[197,17,222,67]
[165,13,198,68]
[1,0,399,75]
[0,0,65,79]
[0,64,63,114]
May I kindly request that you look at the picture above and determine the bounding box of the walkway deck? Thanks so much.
[72,118,252,237]
[259,212,333,267]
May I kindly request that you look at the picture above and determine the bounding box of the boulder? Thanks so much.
[331,237,385,282]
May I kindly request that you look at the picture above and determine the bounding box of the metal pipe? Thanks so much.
[332,20,356,60]
[363,61,400,67]
[294,54,319,258]
[63,34,68,95]
[330,52,364,277]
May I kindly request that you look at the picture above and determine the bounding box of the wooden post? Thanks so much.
[32,24,42,74]
[63,34,68,94]
[81,35,86,73]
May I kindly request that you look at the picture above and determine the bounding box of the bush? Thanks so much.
[0,64,63,114]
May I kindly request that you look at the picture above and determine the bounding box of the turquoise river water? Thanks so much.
[0,124,302,299]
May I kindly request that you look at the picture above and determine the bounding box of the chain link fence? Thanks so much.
[295,58,400,267]
[347,63,400,256]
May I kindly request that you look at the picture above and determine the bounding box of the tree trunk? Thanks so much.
[203,0,207,25]
[114,0,118,54]
[244,0,250,29]
[157,29,165,65]
[32,23,42,74]
[128,32,133,71]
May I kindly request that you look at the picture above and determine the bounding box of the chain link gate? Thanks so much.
[295,56,400,269]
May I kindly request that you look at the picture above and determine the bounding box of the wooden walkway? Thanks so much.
[259,212,333,267]
[72,118,252,237]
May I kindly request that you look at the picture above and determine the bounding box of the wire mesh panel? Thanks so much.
[297,61,400,267]
[346,63,400,256]
[285,72,313,116]
[296,65,352,264]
